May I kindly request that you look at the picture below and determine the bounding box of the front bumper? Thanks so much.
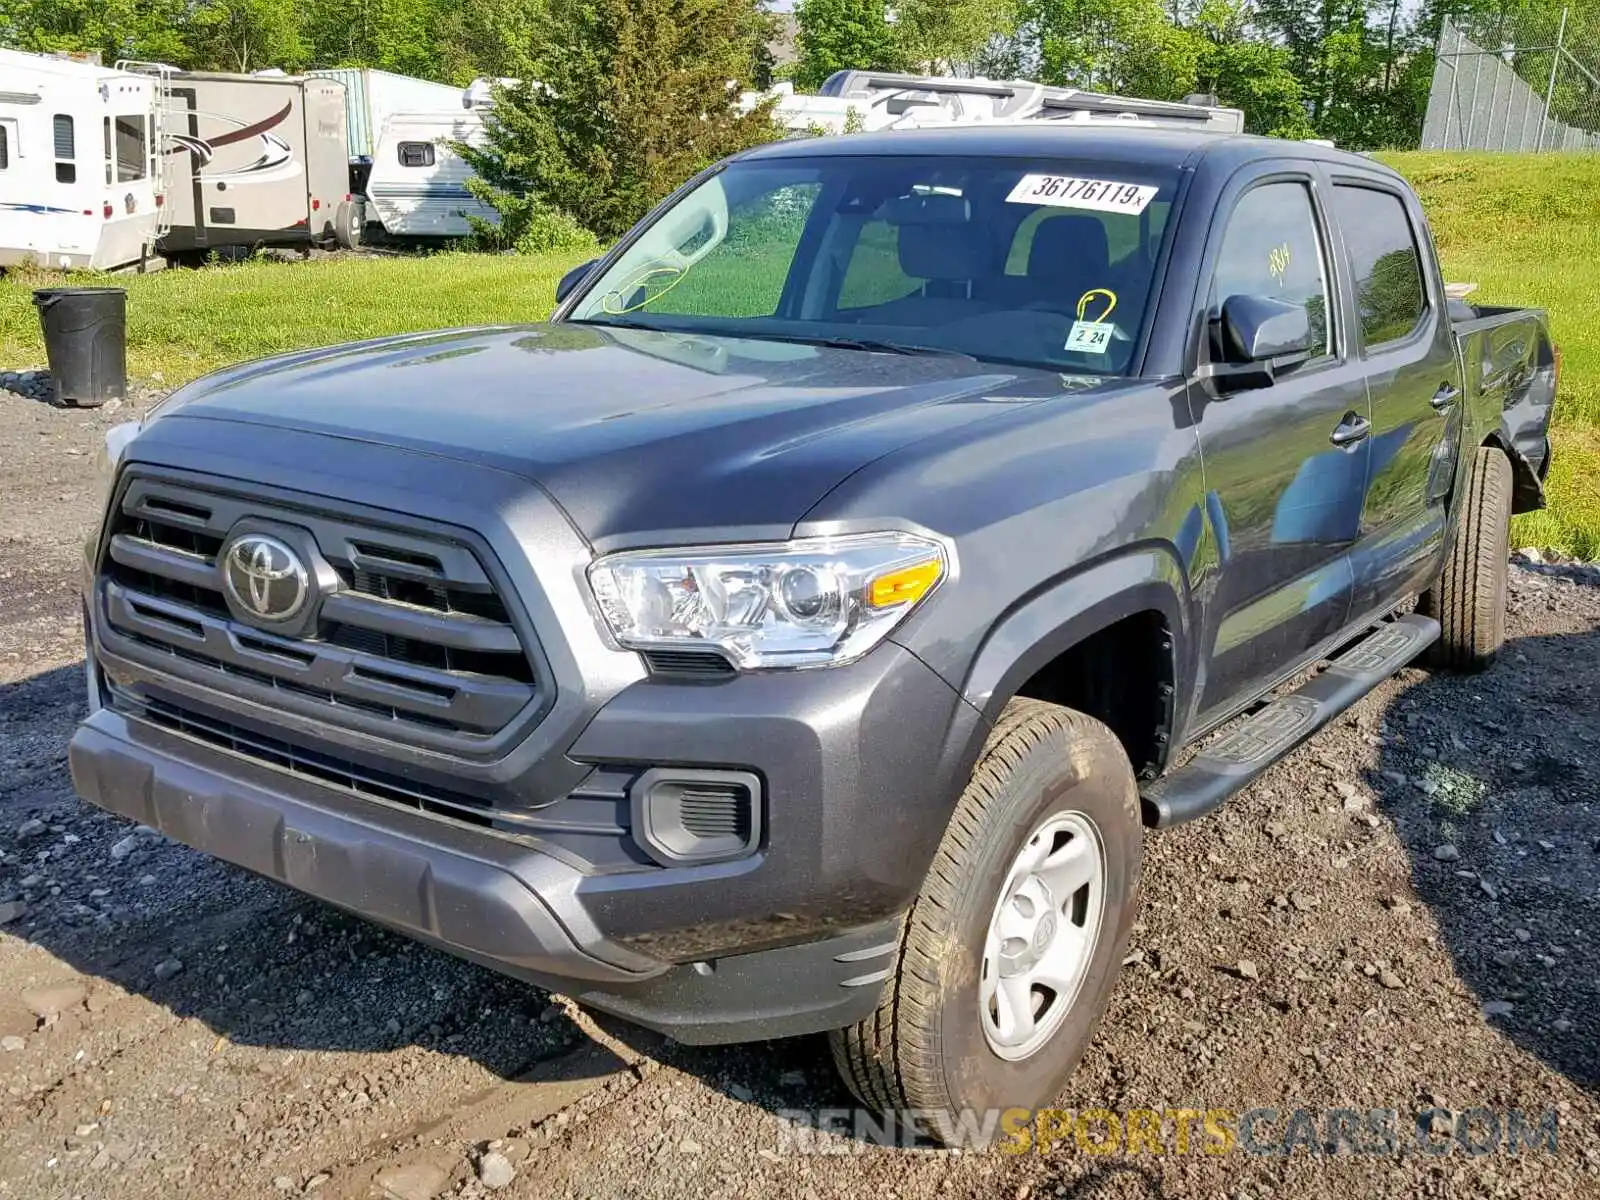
[72,639,983,1042]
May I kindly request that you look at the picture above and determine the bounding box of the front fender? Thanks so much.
[947,544,1196,739]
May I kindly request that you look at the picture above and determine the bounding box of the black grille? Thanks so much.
[678,784,753,840]
[641,649,737,679]
[97,473,543,748]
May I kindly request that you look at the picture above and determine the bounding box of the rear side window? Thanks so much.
[116,115,148,182]
[1332,185,1427,347]
[398,141,435,168]
[53,114,76,183]
[1208,181,1331,357]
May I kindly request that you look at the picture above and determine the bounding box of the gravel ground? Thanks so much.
[1,376,1597,1199]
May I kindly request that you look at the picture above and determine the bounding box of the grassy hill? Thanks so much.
[1,151,1596,555]
[1383,152,1600,558]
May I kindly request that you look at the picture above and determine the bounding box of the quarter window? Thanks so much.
[1208,181,1331,358]
[1332,185,1427,347]
[53,114,75,184]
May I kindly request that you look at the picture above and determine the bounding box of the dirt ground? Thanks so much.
[1,380,1597,1200]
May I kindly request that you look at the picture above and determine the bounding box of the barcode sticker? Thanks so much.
[1065,321,1115,354]
[1006,174,1159,215]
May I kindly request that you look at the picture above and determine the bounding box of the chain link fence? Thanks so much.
[1422,8,1600,151]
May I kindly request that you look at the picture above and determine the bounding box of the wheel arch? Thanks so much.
[956,545,1196,778]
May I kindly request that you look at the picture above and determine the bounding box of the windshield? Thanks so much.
[567,154,1181,375]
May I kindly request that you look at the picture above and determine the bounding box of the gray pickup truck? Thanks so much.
[72,126,1555,1136]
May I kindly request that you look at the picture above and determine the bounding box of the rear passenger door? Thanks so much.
[1329,178,1462,616]
[1189,169,1373,719]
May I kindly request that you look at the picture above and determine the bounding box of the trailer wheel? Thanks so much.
[334,200,363,251]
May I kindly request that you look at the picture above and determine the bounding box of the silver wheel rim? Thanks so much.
[980,810,1106,1061]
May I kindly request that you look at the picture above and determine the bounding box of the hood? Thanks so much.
[152,324,1074,545]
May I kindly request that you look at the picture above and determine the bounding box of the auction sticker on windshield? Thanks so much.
[1006,174,1158,214]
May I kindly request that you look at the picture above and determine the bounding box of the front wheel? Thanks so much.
[829,699,1143,1139]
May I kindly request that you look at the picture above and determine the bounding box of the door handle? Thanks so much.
[1430,382,1461,412]
[1330,414,1371,448]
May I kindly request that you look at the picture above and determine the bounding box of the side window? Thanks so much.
[53,114,76,184]
[1331,185,1426,348]
[837,219,921,311]
[1208,181,1330,358]
[398,141,435,168]
[115,115,148,182]
[0,124,9,171]
[104,116,113,184]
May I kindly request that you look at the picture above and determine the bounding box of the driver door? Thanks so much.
[1189,169,1373,719]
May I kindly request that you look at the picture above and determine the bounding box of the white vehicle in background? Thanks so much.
[0,49,165,272]
[308,67,464,202]
[362,109,498,240]
[746,72,1245,137]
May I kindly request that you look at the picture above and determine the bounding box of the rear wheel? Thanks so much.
[1419,445,1513,671]
[829,699,1142,1141]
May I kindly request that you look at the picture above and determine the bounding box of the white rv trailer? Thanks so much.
[119,66,350,256]
[0,49,164,271]
[746,72,1245,137]
[308,67,464,203]
[363,110,497,239]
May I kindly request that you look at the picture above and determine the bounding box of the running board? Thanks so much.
[1140,613,1440,828]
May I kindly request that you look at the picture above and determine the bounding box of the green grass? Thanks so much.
[1383,152,1600,558]
[0,250,593,384]
[1,154,1597,555]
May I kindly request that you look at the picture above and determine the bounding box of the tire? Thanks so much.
[829,698,1142,1142]
[334,200,363,251]
[1419,445,1513,671]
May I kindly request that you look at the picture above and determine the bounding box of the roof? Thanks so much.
[0,47,135,84]
[739,125,1393,178]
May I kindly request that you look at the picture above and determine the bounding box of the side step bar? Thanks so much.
[1141,613,1440,828]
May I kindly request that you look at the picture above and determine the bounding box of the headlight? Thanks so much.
[588,532,948,669]
[91,421,141,519]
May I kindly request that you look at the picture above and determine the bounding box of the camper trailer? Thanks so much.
[308,68,464,196]
[747,72,1245,137]
[0,49,164,271]
[124,67,350,256]
[363,110,497,239]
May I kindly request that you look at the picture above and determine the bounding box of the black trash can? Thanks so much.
[33,286,127,408]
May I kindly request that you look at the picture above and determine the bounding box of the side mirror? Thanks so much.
[555,258,600,304]
[1200,294,1315,391]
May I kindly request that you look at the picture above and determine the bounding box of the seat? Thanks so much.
[1018,214,1114,313]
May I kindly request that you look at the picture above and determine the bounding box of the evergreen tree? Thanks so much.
[459,0,781,245]
[793,0,905,90]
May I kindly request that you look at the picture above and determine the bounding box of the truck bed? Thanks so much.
[1452,304,1556,512]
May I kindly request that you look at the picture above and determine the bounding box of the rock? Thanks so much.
[728,1082,754,1103]
[109,835,139,861]
[1433,844,1461,863]
[1482,1000,1515,1018]
[305,1174,330,1191]
[477,1151,515,1190]
[1479,879,1499,901]
[1361,813,1382,828]
[1513,927,1531,942]
[152,958,183,982]
[1265,821,1288,839]
[1385,896,1411,914]
[374,1160,450,1200]
[274,1177,296,1193]
[0,1035,24,1052]
[1492,950,1519,968]
[103,398,123,415]
[778,1069,806,1087]
[21,984,86,1021]
[1237,960,1260,981]
[15,819,46,840]
[1517,547,1544,564]
[1289,891,1317,912]
[1379,970,1404,990]
[538,1003,562,1024]
[0,900,27,925]
[1554,1019,1573,1033]
[678,1138,703,1154]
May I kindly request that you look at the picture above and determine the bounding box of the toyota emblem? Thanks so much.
[222,534,309,622]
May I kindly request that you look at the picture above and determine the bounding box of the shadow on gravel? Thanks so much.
[1364,623,1600,1097]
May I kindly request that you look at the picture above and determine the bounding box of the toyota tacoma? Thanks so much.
[72,126,1556,1133]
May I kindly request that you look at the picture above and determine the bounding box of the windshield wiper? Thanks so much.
[749,332,976,360]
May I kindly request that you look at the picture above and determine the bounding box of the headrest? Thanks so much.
[885,193,988,282]
[1027,214,1111,282]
